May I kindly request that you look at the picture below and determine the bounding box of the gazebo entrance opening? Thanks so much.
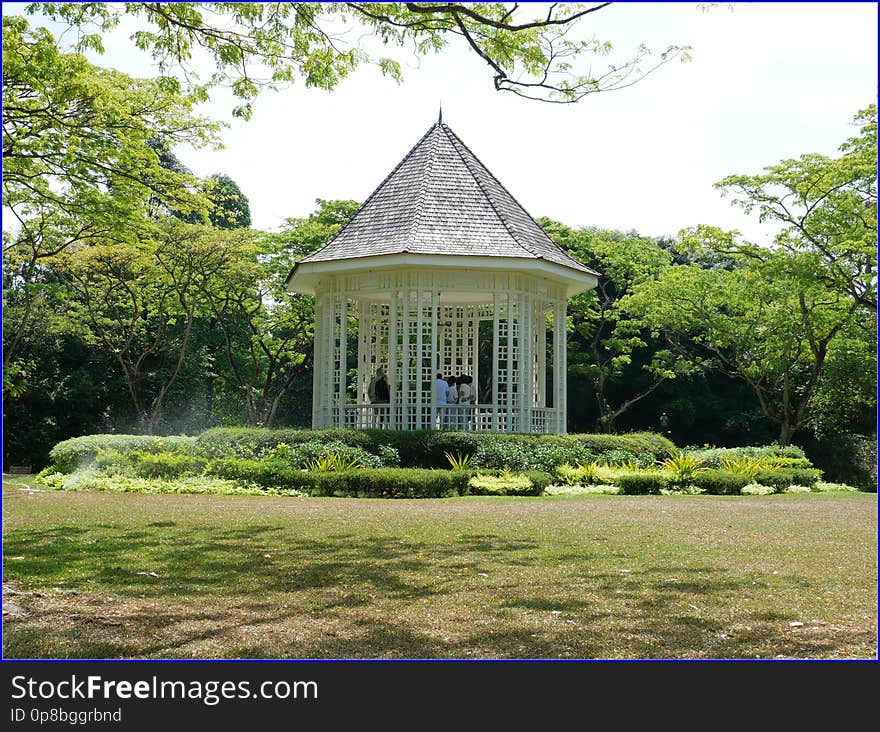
[313,269,568,434]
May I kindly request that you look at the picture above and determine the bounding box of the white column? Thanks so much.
[536,301,547,409]
[469,305,479,408]
[430,289,439,430]
[357,301,368,407]
[507,288,516,433]
[311,293,325,428]
[337,296,348,427]
[316,292,335,428]
[519,291,533,433]
[552,300,567,434]
[492,289,500,431]
[325,293,338,428]
[388,290,399,430]
[401,286,411,429]
[416,283,425,429]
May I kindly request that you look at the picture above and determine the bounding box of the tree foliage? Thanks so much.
[539,220,691,432]
[205,174,252,230]
[194,200,357,428]
[623,107,877,445]
[27,2,689,116]
[2,16,219,378]
[55,221,245,432]
[716,104,877,312]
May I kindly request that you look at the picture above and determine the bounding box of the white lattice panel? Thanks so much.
[311,269,567,433]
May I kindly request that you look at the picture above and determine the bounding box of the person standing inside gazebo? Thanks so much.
[458,375,476,431]
[369,367,390,427]
[435,372,449,428]
[446,377,459,429]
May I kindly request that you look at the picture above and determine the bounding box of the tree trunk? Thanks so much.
[778,422,797,446]
[596,413,616,433]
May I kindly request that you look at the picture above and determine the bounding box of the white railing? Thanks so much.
[529,407,556,434]
[332,403,559,433]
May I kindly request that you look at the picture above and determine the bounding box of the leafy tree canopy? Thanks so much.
[205,174,252,230]
[27,2,689,117]
[715,104,877,313]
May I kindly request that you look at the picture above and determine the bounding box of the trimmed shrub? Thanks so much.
[468,473,530,496]
[771,457,815,470]
[689,445,808,469]
[266,441,384,469]
[49,435,196,473]
[815,481,858,492]
[467,470,550,496]
[523,470,553,495]
[545,484,620,495]
[616,472,669,495]
[307,468,472,498]
[194,428,376,459]
[96,450,208,479]
[193,428,674,470]
[205,462,472,498]
[205,458,307,489]
[692,470,751,496]
[753,468,823,492]
[621,432,677,457]
[473,440,591,473]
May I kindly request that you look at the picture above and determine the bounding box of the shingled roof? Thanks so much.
[295,119,598,276]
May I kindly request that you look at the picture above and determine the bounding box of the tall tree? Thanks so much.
[624,107,877,445]
[540,220,689,433]
[2,17,218,373]
[205,174,252,229]
[200,199,358,427]
[716,104,877,313]
[56,221,241,432]
[624,227,869,445]
[28,3,688,117]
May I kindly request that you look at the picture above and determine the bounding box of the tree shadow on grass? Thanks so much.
[3,524,875,659]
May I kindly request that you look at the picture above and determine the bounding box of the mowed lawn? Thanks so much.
[2,480,876,659]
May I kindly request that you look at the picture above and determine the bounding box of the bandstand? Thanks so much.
[286,115,598,433]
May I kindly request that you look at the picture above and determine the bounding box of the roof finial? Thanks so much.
[438,103,443,125]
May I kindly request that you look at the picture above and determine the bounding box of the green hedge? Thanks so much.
[306,468,472,498]
[206,457,308,489]
[753,468,823,493]
[194,428,378,459]
[205,461,471,498]
[47,429,676,474]
[616,472,669,495]
[692,470,751,496]
[96,450,208,479]
[193,427,675,470]
[689,445,809,468]
[49,435,196,473]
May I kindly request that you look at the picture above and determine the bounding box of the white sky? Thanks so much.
[10,2,879,244]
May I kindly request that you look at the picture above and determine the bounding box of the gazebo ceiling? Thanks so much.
[287,117,599,296]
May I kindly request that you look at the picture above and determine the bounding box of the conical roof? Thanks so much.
[295,120,598,276]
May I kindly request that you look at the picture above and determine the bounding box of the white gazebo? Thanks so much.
[286,114,598,433]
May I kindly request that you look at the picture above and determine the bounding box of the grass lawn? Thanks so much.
[2,477,876,659]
